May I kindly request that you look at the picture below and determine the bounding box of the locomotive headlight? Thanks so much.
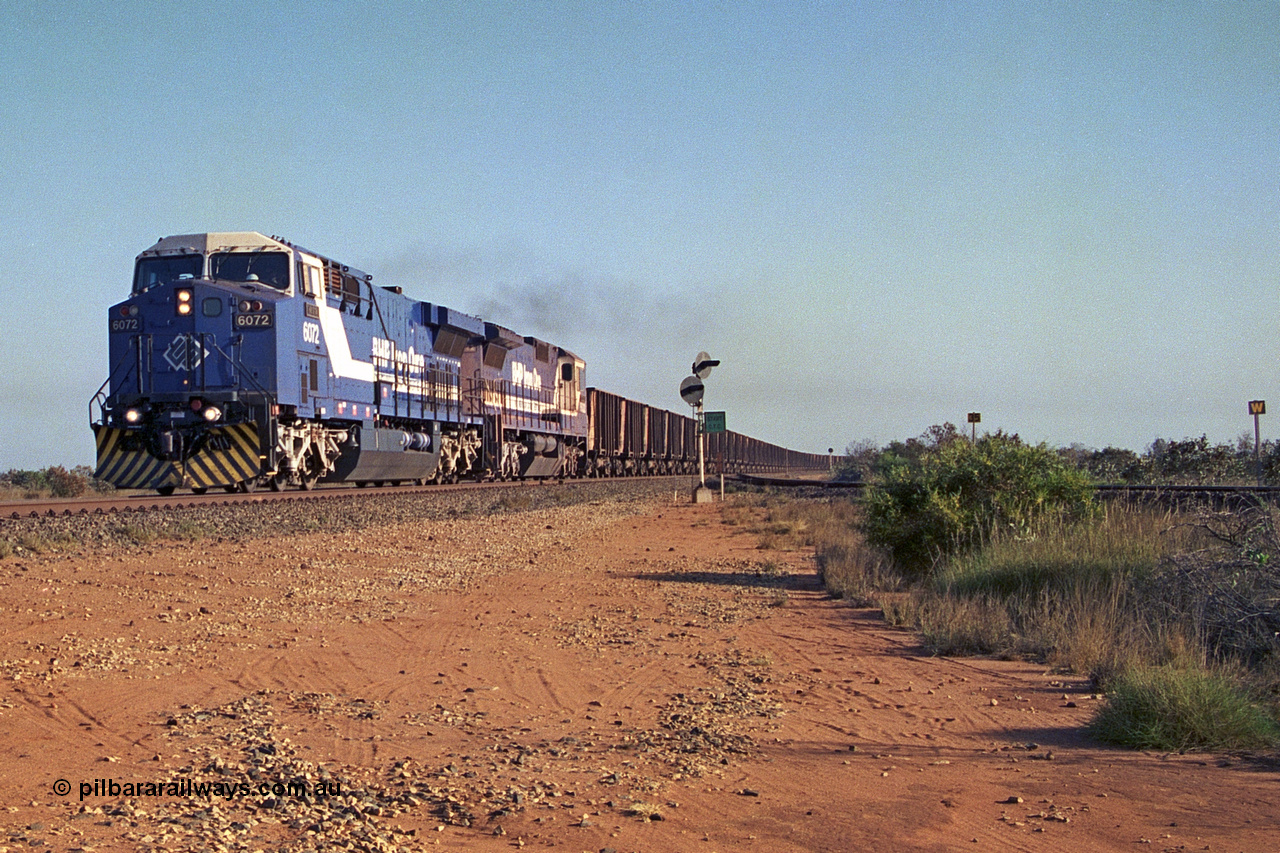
[176,289,193,316]
[124,408,142,424]
[201,406,222,422]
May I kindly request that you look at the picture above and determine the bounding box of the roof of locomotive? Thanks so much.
[137,232,290,257]
[135,232,583,362]
[138,232,373,282]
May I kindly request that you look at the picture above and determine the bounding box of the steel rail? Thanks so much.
[0,474,701,521]
[0,478,546,520]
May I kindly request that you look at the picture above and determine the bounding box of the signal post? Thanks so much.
[681,351,720,504]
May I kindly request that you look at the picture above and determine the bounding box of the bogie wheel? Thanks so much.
[191,487,209,495]
[297,452,320,491]
[156,485,176,496]
[238,479,257,493]
[298,461,318,489]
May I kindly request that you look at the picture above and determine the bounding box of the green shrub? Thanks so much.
[46,465,87,497]
[1089,665,1280,751]
[859,430,1095,577]
[1,465,105,498]
[2,469,49,492]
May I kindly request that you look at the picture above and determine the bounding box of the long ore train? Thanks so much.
[92,232,827,493]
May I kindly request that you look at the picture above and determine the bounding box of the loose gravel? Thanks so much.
[0,479,688,558]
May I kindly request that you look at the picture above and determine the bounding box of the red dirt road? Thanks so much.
[1,495,1275,852]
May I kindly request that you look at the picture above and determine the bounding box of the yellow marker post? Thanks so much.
[1249,400,1266,486]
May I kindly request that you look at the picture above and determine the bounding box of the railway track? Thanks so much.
[0,471,825,522]
[0,478,561,520]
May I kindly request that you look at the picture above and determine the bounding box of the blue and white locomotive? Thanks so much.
[92,232,587,493]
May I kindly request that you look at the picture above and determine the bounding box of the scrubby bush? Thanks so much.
[1,468,50,493]
[45,466,87,497]
[1058,444,1144,482]
[833,439,879,482]
[1144,436,1248,484]
[0,465,111,498]
[859,430,1095,577]
[1151,508,1280,666]
[1088,665,1280,751]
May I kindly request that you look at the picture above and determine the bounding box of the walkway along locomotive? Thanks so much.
[91,232,826,493]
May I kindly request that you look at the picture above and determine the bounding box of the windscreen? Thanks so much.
[209,252,290,290]
[133,255,202,293]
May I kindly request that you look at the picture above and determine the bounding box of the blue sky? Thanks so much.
[1,1,1277,469]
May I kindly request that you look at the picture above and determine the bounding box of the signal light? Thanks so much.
[176,288,193,316]
[189,398,203,411]
[124,408,142,424]
[201,406,222,422]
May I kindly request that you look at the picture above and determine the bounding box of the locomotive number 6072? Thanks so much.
[234,313,273,328]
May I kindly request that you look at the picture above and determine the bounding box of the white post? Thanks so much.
[719,450,724,501]
[698,401,706,488]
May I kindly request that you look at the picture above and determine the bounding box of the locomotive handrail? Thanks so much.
[88,337,145,426]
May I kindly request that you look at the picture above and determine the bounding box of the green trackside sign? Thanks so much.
[704,411,726,433]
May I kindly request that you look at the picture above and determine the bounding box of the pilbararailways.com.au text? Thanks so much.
[64,778,342,802]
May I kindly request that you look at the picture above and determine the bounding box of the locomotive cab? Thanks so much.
[94,233,299,493]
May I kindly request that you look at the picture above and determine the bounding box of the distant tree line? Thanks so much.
[0,466,114,498]
[838,426,1280,486]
